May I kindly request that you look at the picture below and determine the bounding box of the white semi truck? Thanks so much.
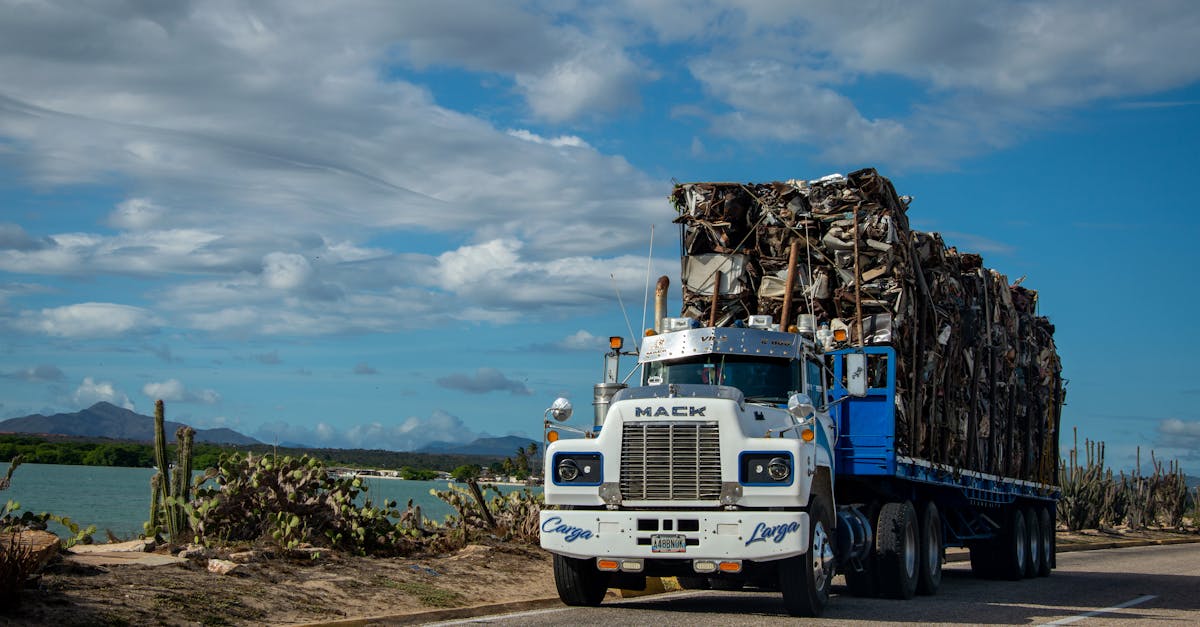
[538,172,1062,617]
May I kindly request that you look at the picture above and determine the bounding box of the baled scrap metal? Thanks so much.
[670,168,1063,484]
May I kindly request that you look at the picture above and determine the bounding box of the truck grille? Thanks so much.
[620,421,722,501]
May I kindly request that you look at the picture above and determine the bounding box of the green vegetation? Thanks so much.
[1059,430,1196,530]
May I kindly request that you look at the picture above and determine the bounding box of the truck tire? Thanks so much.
[996,507,1028,581]
[553,554,609,606]
[844,502,881,598]
[780,493,835,617]
[916,501,943,595]
[1023,507,1041,579]
[1036,506,1053,577]
[877,500,919,599]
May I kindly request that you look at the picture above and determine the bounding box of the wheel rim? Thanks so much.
[811,519,835,591]
[925,516,940,576]
[1028,513,1040,567]
[1014,516,1027,573]
[903,515,918,578]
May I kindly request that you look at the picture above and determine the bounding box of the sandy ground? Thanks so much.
[3,528,1196,626]
[3,542,556,626]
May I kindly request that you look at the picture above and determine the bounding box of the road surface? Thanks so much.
[427,543,1200,626]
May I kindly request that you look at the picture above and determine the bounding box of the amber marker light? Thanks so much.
[718,561,742,573]
[833,328,848,342]
[801,428,815,442]
[547,430,560,443]
[597,559,619,571]
[609,336,624,350]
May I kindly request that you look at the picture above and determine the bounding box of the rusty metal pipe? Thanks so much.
[654,276,669,333]
[780,240,800,332]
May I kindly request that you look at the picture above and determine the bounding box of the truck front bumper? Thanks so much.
[539,509,808,563]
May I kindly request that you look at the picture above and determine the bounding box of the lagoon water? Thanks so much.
[3,463,539,539]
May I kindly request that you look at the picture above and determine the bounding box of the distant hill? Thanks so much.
[418,435,538,456]
[0,402,261,445]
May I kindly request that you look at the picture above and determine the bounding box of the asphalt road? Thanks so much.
[427,543,1200,626]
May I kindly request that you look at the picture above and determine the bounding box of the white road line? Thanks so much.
[421,606,572,626]
[1038,594,1158,626]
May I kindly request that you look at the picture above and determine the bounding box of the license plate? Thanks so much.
[651,533,687,553]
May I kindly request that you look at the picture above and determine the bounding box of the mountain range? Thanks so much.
[0,402,261,445]
[0,403,539,456]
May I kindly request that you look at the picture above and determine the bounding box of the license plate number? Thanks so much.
[651,534,687,553]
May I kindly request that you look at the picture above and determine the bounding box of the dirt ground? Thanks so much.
[3,542,557,626]
[4,528,1197,626]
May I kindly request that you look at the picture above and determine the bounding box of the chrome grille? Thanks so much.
[620,421,721,501]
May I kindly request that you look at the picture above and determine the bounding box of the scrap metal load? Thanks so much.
[671,168,1064,485]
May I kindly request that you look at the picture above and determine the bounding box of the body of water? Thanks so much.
[2,462,539,539]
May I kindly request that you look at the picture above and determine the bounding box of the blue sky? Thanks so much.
[1,1,1198,475]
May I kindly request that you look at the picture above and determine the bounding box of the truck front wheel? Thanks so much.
[877,500,919,599]
[553,554,609,606]
[780,493,835,617]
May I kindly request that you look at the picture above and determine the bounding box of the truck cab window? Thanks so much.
[645,356,792,403]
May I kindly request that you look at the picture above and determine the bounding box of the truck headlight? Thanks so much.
[552,453,602,486]
[739,452,794,485]
[767,457,791,481]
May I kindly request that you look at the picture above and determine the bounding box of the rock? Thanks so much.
[206,558,240,575]
[228,550,261,563]
[0,530,60,572]
[177,544,209,559]
[68,538,154,554]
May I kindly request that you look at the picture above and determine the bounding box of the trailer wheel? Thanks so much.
[553,554,609,606]
[1036,507,1053,577]
[916,501,943,595]
[844,501,881,597]
[877,500,919,599]
[780,493,835,617]
[1023,507,1041,578]
[996,507,1028,581]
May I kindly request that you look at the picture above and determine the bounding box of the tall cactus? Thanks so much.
[145,400,196,542]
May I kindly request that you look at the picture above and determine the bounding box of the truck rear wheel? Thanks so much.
[877,500,919,599]
[780,493,834,617]
[553,554,609,606]
[1036,506,1053,577]
[1023,507,1041,578]
[916,501,943,595]
[996,507,1028,581]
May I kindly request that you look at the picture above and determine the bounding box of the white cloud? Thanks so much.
[261,252,313,290]
[559,330,609,351]
[73,377,134,410]
[142,378,221,404]
[15,302,160,338]
[507,129,591,149]
[107,198,165,230]
[436,367,532,396]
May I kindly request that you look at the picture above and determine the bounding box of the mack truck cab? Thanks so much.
[539,315,873,617]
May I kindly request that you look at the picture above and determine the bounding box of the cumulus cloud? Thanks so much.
[73,377,133,410]
[436,367,532,396]
[1158,418,1200,447]
[142,378,221,404]
[558,330,610,351]
[4,364,65,382]
[252,409,485,451]
[14,302,160,338]
[107,198,165,230]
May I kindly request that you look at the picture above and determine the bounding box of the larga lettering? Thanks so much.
[541,516,593,542]
[744,521,801,545]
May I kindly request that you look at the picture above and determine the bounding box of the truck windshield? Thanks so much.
[644,355,795,404]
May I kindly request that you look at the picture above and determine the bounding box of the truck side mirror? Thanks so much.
[846,353,868,397]
[547,397,573,422]
[787,393,816,422]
